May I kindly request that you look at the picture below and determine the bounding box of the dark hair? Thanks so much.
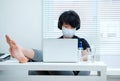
[58,10,80,30]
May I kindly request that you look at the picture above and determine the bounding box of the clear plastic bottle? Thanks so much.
[78,41,83,61]
[87,48,92,62]
[87,48,95,62]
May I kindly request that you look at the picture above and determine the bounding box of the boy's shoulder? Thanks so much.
[73,35,86,41]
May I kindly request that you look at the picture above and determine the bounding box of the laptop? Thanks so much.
[43,38,79,63]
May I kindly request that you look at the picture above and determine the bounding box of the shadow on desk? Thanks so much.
[29,70,90,76]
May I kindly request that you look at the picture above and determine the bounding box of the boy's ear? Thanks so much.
[76,24,80,30]
[58,21,62,30]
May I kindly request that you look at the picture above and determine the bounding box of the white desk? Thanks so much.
[0,60,107,81]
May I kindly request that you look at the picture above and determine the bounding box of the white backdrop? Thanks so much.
[0,0,42,53]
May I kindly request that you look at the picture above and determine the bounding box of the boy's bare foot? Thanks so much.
[10,42,28,63]
[5,35,28,63]
[6,34,12,47]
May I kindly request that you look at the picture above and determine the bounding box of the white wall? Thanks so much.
[0,0,42,53]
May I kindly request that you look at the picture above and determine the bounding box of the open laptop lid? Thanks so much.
[43,39,79,63]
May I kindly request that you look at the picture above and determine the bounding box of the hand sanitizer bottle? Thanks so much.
[78,41,83,61]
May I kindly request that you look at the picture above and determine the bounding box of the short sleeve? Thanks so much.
[80,38,90,50]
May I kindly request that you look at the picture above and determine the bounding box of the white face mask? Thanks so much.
[62,27,76,38]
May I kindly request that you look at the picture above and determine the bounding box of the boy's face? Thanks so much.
[62,23,75,29]
[62,23,76,38]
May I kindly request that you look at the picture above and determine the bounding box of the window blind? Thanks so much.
[43,0,100,53]
[98,0,120,68]
[98,0,120,56]
[43,0,120,68]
